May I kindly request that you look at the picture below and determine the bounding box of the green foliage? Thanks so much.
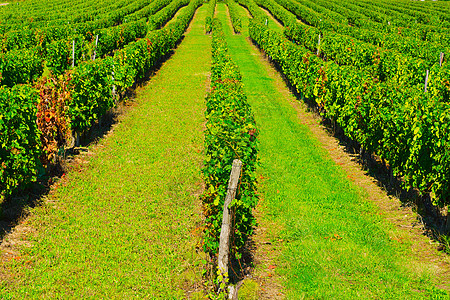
[113,61,136,96]
[202,19,258,256]
[126,0,174,22]
[0,0,179,80]
[226,0,242,34]
[0,28,39,52]
[46,39,72,76]
[205,0,217,33]
[148,0,190,31]
[95,19,148,58]
[254,0,444,86]
[275,0,450,67]
[68,57,114,132]
[46,34,86,76]
[208,269,229,299]
[0,47,43,87]
[114,0,202,81]
[0,85,41,198]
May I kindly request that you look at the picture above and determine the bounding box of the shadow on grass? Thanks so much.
[0,38,186,242]
[248,36,449,253]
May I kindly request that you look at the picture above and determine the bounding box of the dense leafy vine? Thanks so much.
[202,19,258,256]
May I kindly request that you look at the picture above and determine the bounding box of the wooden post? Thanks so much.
[446,206,450,232]
[228,281,244,300]
[72,40,75,67]
[440,52,444,67]
[218,159,242,285]
[112,65,117,105]
[424,70,429,92]
[265,18,268,26]
[93,34,99,61]
[317,34,321,55]
[75,132,80,147]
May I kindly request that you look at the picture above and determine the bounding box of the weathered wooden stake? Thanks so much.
[72,40,75,67]
[228,280,244,300]
[93,34,99,61]
[446,207,450,232]
[424,69,429,92]
[440,52,444,67]
[218,159,242,290]
[317,34,321,55]
[75,132,80,147]
[112,66,117,105]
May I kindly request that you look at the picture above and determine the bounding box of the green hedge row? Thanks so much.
[95,19,148,58]
[148,0,190,30]
[226,0,242,34]
[0,47,44,87]
[0,85,41,198]
[202,18,258,256]
[0,0,156,52]
[205,0,216,33]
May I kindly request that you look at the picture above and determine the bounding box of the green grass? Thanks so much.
[0,5,210,299]
[216,3,449,299]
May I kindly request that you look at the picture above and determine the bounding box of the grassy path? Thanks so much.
[0,5,210,299]
[217,3,449,299]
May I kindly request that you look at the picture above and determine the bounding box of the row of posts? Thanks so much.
[71,34,99,66]
[71,35,116,99]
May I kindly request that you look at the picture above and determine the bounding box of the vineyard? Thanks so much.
[0,0,201,198]
[0,0,450,298]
